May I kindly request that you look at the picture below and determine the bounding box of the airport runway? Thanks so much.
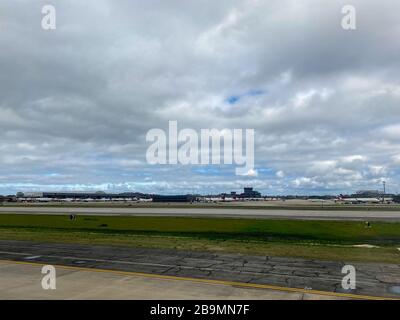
[1,206,400,221]
[0,240,399,299]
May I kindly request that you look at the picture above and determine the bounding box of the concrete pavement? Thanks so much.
[0,260,347,300]
[1,206,400,221]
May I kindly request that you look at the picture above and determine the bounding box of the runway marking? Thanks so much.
[0,259,396,300]
[0,251,29,256]
[24,255,41,260]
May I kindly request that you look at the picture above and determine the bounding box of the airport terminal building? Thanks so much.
[17,191,149,202]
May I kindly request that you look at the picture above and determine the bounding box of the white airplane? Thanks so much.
[137,198,152,202]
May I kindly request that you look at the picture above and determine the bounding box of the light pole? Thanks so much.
[382,181,386,204]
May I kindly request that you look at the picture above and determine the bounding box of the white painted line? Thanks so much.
[24,255,41,260]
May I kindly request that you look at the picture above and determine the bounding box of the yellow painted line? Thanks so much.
[0,259,396,300]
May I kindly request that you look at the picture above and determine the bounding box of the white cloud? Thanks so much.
[238,168,258,177]
[276,170,285,178]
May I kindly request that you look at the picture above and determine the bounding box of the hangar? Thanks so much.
[152,195,196,202]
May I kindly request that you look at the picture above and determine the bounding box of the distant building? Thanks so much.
[0,195,17,202]
[355,190,381,197]
[240,187,262,198]
[16,191,148,201]
[22,192,44,198]
[152,195,195,202]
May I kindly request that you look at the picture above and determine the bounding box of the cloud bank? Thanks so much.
[1,0,400,195]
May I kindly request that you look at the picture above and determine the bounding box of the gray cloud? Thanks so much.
[1,0,400,195]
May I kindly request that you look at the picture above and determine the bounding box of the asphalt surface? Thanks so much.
[0,261,345,300]
[1,206,400,221]
[0,240,399,298]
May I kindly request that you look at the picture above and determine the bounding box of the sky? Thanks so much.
[1,0,400,195]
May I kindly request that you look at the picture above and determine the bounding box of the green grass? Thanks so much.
[0,214,399,244]
[0,214,399,263]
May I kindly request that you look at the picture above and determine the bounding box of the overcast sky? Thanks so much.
[1,0,400,195]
